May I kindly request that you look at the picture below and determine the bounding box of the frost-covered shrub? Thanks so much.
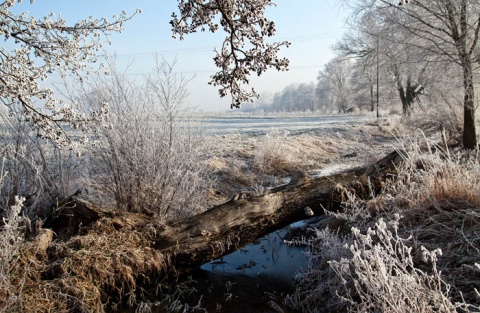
[288,136,480,312]
[254,128,294,175]
[0,107,86,218]
[289,216,475,313]
[285,226,352,313]
[329,216,463,313]
[77,59,210,220]
[0,170,28,310]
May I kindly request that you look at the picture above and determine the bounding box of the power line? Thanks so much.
[125,63,327,76]
[115,31,343,60]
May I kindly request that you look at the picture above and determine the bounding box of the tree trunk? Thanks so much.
[398,75,423,117]
[170,151,402,268]
[370,84,375,112]
[161,150,403,271]
[456,0,478,149]
[46,150,404,274]
[462,54,477,149]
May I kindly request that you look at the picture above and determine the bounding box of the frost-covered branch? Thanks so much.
[0,1,139,147]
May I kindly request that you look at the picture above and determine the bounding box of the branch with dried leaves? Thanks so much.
[171,0,290,108]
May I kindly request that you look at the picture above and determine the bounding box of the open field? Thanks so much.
[201,115,400,205]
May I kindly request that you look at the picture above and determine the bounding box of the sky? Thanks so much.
[14,0,349,112]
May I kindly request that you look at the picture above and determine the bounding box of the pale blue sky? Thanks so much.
[14,1,348,111]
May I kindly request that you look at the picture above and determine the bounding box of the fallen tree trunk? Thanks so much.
[46,149,404,275]
[156,149,404,272]
[49,151,402,273]
[32,149,406,310]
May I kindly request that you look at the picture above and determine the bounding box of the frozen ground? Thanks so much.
[200,114,400,206]
[197,113,375,136]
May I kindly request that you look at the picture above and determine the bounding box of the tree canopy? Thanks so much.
[172,0,290,108]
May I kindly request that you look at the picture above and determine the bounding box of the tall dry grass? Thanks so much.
[254,128,295,175]
[0,108,89,312]
[287,134,480,312]
[0,194,26,311]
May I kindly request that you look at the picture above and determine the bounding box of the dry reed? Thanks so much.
[1,211,169,312]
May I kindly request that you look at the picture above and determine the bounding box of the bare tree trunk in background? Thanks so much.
[461,53,477,149]
[397,76,424,116]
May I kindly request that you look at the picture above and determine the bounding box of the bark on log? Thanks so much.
[155,150,404,272]
[45,150,404,274]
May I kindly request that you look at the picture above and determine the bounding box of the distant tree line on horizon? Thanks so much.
[242,1,470,124]
[243,52,464,116]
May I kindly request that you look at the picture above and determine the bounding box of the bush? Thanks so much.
[285,226,352,313]
[254,128,294,175]
[76,58,210,220]
[329,216,464,313]
[0,106,86,218]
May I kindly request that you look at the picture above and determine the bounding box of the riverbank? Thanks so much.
[149,116,480,312]
[0,117,399,312]
[126,117,404,312]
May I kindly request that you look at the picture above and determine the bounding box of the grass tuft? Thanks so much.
[288,135,480,312]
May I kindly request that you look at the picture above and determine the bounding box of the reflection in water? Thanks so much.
[201,226,307,280]
[140,224,308,313]
[185,270,298,313]
[185,224,308,312]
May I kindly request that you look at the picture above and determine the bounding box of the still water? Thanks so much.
[160,223,308,313]
[132,223,308,313]
[201,224,306,278]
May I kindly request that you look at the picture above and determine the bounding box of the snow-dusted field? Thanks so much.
[197,113,374,136]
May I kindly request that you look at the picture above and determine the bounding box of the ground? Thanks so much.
[201,119,400,207]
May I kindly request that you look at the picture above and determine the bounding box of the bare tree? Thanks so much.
[347,0,480,148]
[335,8,432,116]
[407,0,479,148]
[317,57,355,113]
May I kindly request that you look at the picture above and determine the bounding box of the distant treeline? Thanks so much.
[241,50,463,115]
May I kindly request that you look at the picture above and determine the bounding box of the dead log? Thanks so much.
[155,149,404,273]
[44,150,404,275]
[43,196,108,238]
